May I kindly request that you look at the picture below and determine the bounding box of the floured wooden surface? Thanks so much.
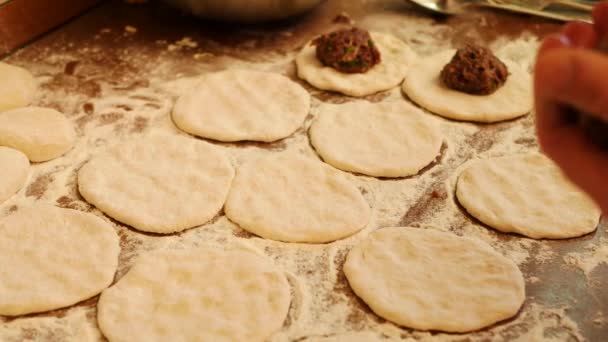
[1,0,606,340]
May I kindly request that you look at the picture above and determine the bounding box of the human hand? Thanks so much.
[534,1,608,214]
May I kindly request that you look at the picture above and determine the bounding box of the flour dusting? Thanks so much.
[0,3,596,341]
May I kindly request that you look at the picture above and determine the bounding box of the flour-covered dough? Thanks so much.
[402,50,532,122]
[0,107,76,162]
[304,332,386,342]
[0,205,120,316]
[310,101,442,177]
[0,62,36,113]
[456,153,601,239]
[78,134,234,234]
[225,153,370,243]
[0,147,29,204]
[97,248,291,342]
[173,70,310,142]
[344,228,525,332]
[296,32,415,97]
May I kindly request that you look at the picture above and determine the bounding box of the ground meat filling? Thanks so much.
[440,44,509,95]
[313,27,381,74]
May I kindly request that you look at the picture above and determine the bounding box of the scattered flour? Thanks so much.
[565,238,608,278]
[167,37,198,51]
[0,310,101,342]
[0,4,594,341]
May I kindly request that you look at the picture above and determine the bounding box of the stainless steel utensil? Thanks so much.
[407,0,593,22]
[163,0,325,22]
[405,0,480,14]
[490,0,594,12]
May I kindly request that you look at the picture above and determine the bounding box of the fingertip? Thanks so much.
[538,34,571,54]
[536,48,608,118]
[562,21,598,48]
[534,49,569,97]
[535,103,566,153]
[593,1,608,34]
[539,125,608,210]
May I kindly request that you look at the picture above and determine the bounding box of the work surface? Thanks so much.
[1,0,607,340]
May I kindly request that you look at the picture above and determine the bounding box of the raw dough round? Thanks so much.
[296,32,415,97]
[304,332,386,342]
[456,153,601,239]
[0,205,120,316]
[0,107,76,162]
[0,147,29,204]
[344,227,525,332]
[78,134,235,234]
[97,248,291,342]
[225,153,370,243]
[402,50,532,123]
[0,62,37,113]
[310,101,442,177]
[173,70,310,142]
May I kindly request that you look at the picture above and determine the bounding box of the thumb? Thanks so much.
[535,48,608,121]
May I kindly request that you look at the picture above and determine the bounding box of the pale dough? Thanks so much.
[456,153,601,239]
[0,147,29,204]
[0,106,76,162]
[225,153,370,243]
[344,227,525,333]
[0,205,120,316]
[173,70,310,142]
[402,50,532,122]
[78,134,234,234]
[310,101,442,178]
[296,32,415,97]
[97,248,291,342]
[304,332,387,342]
[0,62,37,113]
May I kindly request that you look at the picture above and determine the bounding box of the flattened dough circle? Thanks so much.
[0,62,36,112]
[173,70,310,142]
[0,147,29,204]
[310,101,442,177]
[97,248,291,342]
[296,32,415,97]
[344,227,525,332]
[456,153,601,239]
[304,332,384,342]
[78,134,235,234]
[0,205,120,316]
[402,50,532,122]
[225,153,370,243]
[0,107,76,162]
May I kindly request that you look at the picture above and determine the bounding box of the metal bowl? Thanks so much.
[163,0,325,23]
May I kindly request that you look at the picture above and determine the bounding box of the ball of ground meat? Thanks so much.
[440,44,509,95]
[313,27,381,74]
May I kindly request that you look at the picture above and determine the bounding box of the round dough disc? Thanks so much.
[0,107,76,162]
[173,70,310,142]
[78,134,235,234]
[344,227,525,332]
[310,101,442,177]
[296,32,415,97]
[225,153,370,243]
[456,153,601,239]
[304,332,385,342]
[402,50,532,122]
[97,248,291,342]
[0,147,29,204]
[0,62,36,113]
[0,205,120,316]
